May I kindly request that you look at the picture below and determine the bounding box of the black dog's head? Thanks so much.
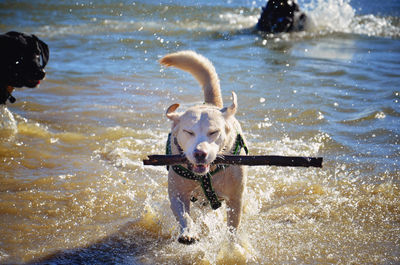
[0,31,49,104]
[256,0,307,33]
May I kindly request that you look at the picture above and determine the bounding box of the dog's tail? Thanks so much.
[160,50,223,108]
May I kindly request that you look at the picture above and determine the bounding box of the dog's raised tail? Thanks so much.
[160,50,223,108]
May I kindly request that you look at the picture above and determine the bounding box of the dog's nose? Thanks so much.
[194,149,207,162]
[34,69,46,80]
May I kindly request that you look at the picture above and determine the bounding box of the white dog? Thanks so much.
[160,51,248,244]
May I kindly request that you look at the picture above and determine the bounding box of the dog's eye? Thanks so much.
[183,130,195,136]
[208,130,220,137]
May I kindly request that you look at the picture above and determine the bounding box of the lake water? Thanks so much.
[0,0,399,264]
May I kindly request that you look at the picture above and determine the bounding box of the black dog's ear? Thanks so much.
[32,34,49,67]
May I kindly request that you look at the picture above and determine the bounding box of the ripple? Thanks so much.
[339,109,387,125]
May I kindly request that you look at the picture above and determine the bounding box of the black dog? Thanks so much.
[0,31,49,104]
[256,0,308,33]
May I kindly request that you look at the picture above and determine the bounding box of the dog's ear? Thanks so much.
[222,92,237,118]
[166,103,181,125]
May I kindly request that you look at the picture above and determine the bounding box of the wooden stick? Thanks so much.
[143,154,323,168]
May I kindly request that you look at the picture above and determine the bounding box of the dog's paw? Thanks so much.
[178,235,198,245]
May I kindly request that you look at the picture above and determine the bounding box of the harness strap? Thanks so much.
[166,133,248,210]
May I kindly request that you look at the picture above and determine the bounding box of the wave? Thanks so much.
[35,0,399,40]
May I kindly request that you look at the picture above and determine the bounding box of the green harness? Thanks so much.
[166,133,248,210]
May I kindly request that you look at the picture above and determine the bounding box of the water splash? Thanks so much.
[304,0,355,32]
[304,0,400,37]
[0,106,18,137]
[351,14,400,37]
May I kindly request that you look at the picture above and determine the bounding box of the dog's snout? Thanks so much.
[34,69,46,80]
[194,149,207,162]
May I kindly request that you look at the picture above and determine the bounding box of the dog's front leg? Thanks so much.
[225,167,247,232]
[168,173,198,244]
[169,190,190,230]
[226,195,243,232]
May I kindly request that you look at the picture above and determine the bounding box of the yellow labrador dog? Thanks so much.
[160,51,248,244]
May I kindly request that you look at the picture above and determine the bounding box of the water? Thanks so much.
[0,0,399,264]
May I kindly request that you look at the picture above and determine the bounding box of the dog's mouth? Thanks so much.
[189,163,210,175]
[25,79,41,88]
[25,70,46,88]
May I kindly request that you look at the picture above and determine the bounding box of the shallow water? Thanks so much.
[0,0,399,264]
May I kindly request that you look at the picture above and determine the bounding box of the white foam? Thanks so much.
[304,0,400,37]
[305,0,355,33]
[351,14,400,37]
[0,106,18,136]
